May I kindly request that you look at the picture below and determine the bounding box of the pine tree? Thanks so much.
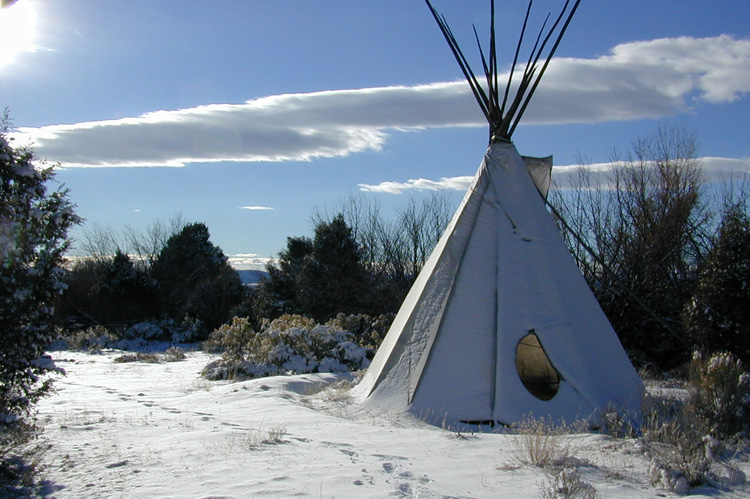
[90,250,158,324]
[684,204,750,362]
[151,222,243,337]
[258,215,374,322]
[298,214,371,321]
[1,119,80,422]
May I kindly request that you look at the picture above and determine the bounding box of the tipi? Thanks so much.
[352,0,643,427]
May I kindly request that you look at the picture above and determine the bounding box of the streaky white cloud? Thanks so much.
[11,36,750,168]
[359,176,474,194]
[363,157,750,194]
[240,206,274,211]
[552,156,750,189]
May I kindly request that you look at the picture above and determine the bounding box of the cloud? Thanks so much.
[240,206,274,211]
[551,156,750,189]
[359,176,474,194]
[12,35,750,168]
[362,157,750,194]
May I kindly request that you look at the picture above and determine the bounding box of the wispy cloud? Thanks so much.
[360,157,750,194]
[359,176,474,194]
[552,156,750,189]
[240,206,275,211]
[12,35,750,168]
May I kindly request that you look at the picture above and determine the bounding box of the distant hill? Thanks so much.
[236,269,270,286]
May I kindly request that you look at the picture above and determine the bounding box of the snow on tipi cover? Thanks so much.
[352,139,643,427]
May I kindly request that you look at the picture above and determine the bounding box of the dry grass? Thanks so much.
[214,424,289,454]
[508,416,583,468]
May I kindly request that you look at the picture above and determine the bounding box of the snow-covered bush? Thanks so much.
[643,415,713,490]
[202,314,370,381]
[325,312,393,354]
[113,352,161,364]
[638,356,750,494]
[164,346,187,362]
[640,384,719,491]
[203,316,256,359]
[124,319,178,342]
[120,318,201,343]
[1,117,80,424]
[62,326,118,352]
[686,351,750,438]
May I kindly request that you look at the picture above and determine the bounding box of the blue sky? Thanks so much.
[2,0,749,269]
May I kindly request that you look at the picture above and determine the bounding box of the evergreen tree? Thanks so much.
[258,215,374,322]
[298,214,371,321]
[90,250,158,324]
[684,204,750,362]
[1,121,80,422]
[151,222,243,337]
[257,236,313,319]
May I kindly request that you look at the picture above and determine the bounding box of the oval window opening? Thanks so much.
[515,332,560,401]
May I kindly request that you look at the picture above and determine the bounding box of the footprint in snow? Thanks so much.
[373,453,408,461]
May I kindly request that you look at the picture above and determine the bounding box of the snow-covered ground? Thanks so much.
[33,350,750,498]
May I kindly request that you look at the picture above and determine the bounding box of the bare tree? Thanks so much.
[77,213,187,267]
[313,190,455,309]
[550,123,711,367]
[123,212,187,265]
[78,223,124,263]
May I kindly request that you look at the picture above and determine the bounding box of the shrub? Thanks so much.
[113,352,161,364]
[203,317,256,360]
[164,346,186,362]
[598,403,640,439]
[509,416,580,468]
[643,415,713,489]
[62,326,118,352]
[325,313,393,353]
[686,351,750,438]
[638,354,750,493]
[640,386,717,490]
[539,466,597,499]
[201,314,370,381]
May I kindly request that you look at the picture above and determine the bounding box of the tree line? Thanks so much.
[57,220,245,340]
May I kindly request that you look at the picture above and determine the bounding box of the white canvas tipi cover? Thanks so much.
[353,140,643,426]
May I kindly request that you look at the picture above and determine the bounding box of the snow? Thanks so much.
[32,349,750,498]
